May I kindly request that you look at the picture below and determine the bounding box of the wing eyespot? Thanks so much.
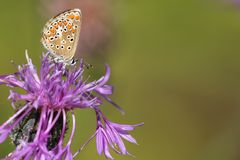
[49,37,54,41]
[73,25,78,29]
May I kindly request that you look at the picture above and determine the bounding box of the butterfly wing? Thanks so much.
[41,8,82,61]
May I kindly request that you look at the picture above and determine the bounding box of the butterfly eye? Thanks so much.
[71,59,77,65]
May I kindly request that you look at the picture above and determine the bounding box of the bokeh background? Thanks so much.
[1,0,240,159]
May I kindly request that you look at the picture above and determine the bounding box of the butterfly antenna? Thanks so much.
[84,62,93,69]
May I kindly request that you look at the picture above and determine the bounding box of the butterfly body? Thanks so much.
[41,8,82,64]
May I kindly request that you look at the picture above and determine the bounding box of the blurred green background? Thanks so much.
[1,0,240,159]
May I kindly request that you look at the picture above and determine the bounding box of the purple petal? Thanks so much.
[97,64,111,87]
[0,74,24,88]
[8,90,34,101]
[96,129,104,155]
[103,138,114,160]
[109,121,144,131]
[101,95,125,115]
[120,133,137,144]
[65,147,73,160]
[0,131,9,143]
[81,65,111,92]
[95,85,113,95]
[105,126,116,144]
[107,125,127,154]
[0,104,29,130]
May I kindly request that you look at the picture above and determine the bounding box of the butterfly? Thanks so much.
[41,8,82,65]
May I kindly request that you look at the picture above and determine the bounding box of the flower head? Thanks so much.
[0,52,143,159]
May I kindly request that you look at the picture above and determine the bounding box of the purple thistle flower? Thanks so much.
[0,52,143,160]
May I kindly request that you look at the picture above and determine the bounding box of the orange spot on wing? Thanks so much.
[72,29,76,33]
[67,24,73,30]
[50,28,55,33]
[63,21,68,26]
[58,21,62,26]
[75,15,80,20]
[68,14,75,19]
[54,24,58,29]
